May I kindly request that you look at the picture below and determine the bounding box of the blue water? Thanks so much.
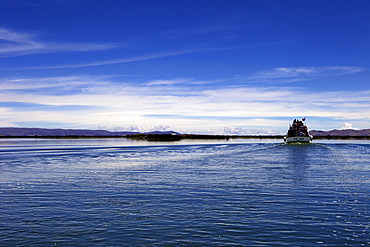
[0,138,369,246]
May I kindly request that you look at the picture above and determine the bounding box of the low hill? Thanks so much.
[310,129,370,136]
[1,127,370,139]
[0,127,139,137]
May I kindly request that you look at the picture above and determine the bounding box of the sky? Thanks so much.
[1,0,370,134]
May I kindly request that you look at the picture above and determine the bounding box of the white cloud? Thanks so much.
[0,28,118,57]
[224,126,246,135]
[246,66,365,83]
[145,78,216,86]
[249,129,284,135]
[223,126,283,135]
[1,75,370,132]
[0,27,296,70]
[341,122,359,130]
[146,78,191,86]
[16,49,205,69]
[99,125,173,133]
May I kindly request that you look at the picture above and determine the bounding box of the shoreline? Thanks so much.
[1,134,370,140]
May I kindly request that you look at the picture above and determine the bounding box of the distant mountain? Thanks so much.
[2,127,370,138]
[310,129,370,136]
[0,127,139,136]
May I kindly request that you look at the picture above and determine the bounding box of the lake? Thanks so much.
[0,138,369,246]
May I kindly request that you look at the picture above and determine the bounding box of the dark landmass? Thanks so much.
[127,134,184,141]
[1,127,370,141]
[309,129,370,140]
[127,134,284,142]
[0,127,284,141]
[309,129,370,137]
[0,127,139,137]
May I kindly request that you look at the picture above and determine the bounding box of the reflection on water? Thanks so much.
[0,139,369,246]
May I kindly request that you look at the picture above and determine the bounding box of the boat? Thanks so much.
[284,118,313,143]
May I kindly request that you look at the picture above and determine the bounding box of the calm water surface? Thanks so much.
[0,138,369,246]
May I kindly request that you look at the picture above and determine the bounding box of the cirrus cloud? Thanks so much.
[245,66,365,83]
[0,28,119,57]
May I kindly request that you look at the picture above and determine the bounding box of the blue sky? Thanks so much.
[1,0,369,134]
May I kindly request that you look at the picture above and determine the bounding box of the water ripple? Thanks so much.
[0,139,369,246]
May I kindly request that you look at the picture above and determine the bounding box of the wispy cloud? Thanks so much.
[1,75,370,131]
[0,28,119,57]
[11,43,294,70]
[163,14,255,40]
[11,46,246,70]
[9,48,211,70]
[164,23,235,39]
[145,78,216,86]
[0,27,295,70]
[244,66,365,83]
[146,78,193,86]
[0,76,110,92]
